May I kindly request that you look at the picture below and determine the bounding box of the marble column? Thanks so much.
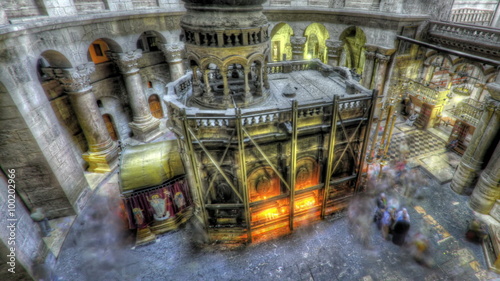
[44,63,119,173]
[469,139,500,214]
[290,36,307,60]
[451,97,500,194]
[325,40,344,67]
[160,42,185,82]
[107,50,161,142]
[192,65,202,97]
[362,45,378,89]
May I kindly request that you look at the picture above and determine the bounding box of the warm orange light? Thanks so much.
[294,196,316,211]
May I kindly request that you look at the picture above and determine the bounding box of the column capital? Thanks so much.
[375,53,391,63]
[107,49,143,74]
[365,50,376,60]
[486,82,500,101]
[160,42,185,63]
[43,62,96,93]
[325,39,343,50]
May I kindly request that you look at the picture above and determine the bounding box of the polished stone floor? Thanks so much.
[44,118,500,281]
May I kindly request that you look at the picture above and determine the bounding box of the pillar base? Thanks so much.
[129,118,162,142]
[469,174,500,214]
[489,200,500,223]
[450,162,479,195]
[83,142,119,173]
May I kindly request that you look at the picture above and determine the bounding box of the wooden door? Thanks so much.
[102,114,118,141]
[148,95,163,119]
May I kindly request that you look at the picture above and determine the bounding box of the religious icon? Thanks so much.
[148,194,170,221]
[174,192,186,209]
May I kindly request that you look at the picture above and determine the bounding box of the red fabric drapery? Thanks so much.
[122,178,192,229]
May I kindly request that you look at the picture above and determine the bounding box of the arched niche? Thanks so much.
[295,157,320,190]
[270,22,294,62]
[304,23,329,63]
[137,30,167,52]
[247,166,281,202]
[339,26,367,74]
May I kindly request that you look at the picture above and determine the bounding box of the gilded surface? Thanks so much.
[119,140,185,191]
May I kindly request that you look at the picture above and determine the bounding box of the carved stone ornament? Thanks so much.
[290,36,307,46]
[107,49,143,74]
[364,51,376,60]
[58,62,96,93]
[161,42,185,62]
[325,40,344,49]
[375,53,390,63]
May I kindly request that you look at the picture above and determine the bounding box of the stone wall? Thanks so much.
[0,169,50,280]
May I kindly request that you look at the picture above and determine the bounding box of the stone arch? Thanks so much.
[223,56,249,70]
[136,30,167,52]
[200,56,224,70]
[339,26,367,74]
[304,23,330,63]
[270,22,294,62]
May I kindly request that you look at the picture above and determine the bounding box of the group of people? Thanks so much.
[374,193,411,246]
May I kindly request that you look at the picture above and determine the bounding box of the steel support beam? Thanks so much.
[236,108,252,243]
[321,96,339,218]
[181,109,209,230]
[289,100,298,230]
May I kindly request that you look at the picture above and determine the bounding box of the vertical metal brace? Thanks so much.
[355,89,378,193]
[181,109,209,231]
[289,100,298,230]
[235,108,252,243]
[321,96,339,218]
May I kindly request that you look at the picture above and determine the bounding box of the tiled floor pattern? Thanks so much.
[385,129,446,161]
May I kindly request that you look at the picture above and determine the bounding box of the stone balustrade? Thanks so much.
[451,8,494,26]
[427,21,500,57]
[183,26,269,48]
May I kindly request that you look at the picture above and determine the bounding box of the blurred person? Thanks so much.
[392,208,410,246]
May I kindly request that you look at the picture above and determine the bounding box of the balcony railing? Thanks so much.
[406,80,444,105]
[427,21,500,57]
[447,98,484,127]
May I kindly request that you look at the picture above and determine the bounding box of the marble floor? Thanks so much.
[42,122,500,281]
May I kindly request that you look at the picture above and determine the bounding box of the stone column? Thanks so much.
[243,67,252,102]
[192,65,202,97]
[451,97,500,194]
[290,36,307,60]
[160,42,185,82]
[373,49,394,96]
[107,50,161,142]
[325,40,344,67]
[469,139,500,214]
[362,45,378,89]
[44,63,119,173]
